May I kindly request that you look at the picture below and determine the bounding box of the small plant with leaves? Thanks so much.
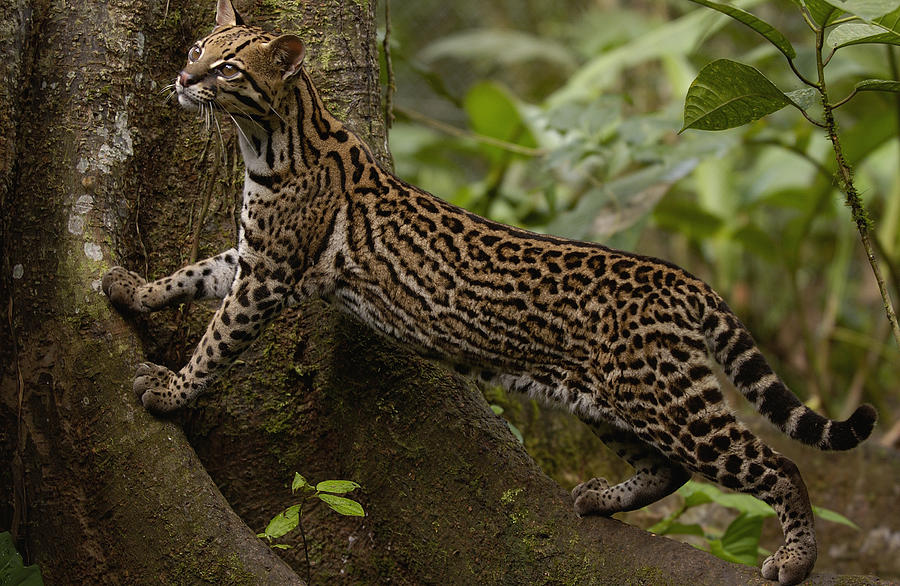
[648,480,858,566]
[681,0,900,351]
[258,473,365,582]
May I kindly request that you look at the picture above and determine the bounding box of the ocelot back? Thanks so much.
[102,2,876,584]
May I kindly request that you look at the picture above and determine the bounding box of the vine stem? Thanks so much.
[299,511,312,585]
[813,25,900,351]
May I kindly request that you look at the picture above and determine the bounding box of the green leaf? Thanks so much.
[652,521,707,537]
[813,505,861,529]
[827,22,900,49]
[854,79,900,92]
[272,543,293,550]
[317,493,365,516]
[676,481,775,517]
[262,504,301,539]
[719,513,764,566]
[687,0,796,58]
[785,87,820,110]
[0,532,44,586]
[315,480,361,494]
[463,81,536,162]
[821,0,899,21]
[681,60,792,132]
[490,404,504,415]
[506,420,525,444]
[292,473,308,494]
[801,0,843,25]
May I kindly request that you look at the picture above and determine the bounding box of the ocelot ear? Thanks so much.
[269,35,306,80]
[215,0,244,27]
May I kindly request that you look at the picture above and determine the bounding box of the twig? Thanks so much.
[298,513,312,585]
[396,107,546,157]
[812,25,900,350]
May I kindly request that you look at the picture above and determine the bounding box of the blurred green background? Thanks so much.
[379,0,900,450]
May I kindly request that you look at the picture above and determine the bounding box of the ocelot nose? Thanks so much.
[178,70,200,87]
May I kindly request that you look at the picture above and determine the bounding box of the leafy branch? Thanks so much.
[257,473,365,584]
[681,0,900,351]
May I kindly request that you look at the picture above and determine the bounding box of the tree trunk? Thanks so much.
[0,0,891,584]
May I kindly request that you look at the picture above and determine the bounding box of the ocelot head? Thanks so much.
[175,0,305,119]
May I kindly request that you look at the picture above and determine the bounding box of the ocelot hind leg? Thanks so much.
[673,410,817,586]
[572,420,690,516]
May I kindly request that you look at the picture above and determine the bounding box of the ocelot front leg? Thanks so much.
[104,253,293,413]
[572,420,690,516]
[102,248,239,312]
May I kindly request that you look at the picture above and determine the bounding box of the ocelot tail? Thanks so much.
[102,2,877,584]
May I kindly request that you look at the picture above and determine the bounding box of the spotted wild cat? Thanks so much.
[102,2,876,584]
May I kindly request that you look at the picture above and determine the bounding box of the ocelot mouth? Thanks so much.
[176,89,202,111]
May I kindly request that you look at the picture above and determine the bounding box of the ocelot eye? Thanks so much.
[218,63,240,79]
[188,45,202,62]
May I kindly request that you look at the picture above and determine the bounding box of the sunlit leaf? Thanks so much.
[677,481,776,517]
[272,543,293,550]
[315,480,361,494]
[687,0,796,58]
[317,494,365,517]
[681,60,792,132]
[262,504,301,539]
[292,473,308,493]
[813,505,861,529]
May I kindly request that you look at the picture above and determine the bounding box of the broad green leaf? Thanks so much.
[687,0,796,58]
[463,81,536,162]
[490,404,504,415]
[317,493,365,517]
[677,481,775,517]
[821,0,899,21]
[651,521,707,537]
[315,480,361,494]
[262,504,301,539]
[272,544,293,550]
[681,60,792,132]
[721,513,764,565]
[827,22,900,48]
[802,0,843,25]
[0,532,44,586]
[785,87,820,110]
[813,505,861,529]
[292,473,308,493]
[855,79,900,92]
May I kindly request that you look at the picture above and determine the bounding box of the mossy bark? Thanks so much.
[0,0,892,584]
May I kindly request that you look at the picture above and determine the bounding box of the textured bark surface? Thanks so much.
[0,0,894,584]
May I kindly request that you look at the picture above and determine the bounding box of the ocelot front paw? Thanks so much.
[102,266,150,312]
[572,477,612,516]
[761,542,816,586]
[133,362,184,414]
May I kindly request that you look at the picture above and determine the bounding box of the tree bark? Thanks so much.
[0,0,892,584]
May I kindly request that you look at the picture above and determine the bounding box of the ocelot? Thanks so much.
[101,2,876,584]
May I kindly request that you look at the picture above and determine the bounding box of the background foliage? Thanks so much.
[383,0,899,433]
[381,0,900,566]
